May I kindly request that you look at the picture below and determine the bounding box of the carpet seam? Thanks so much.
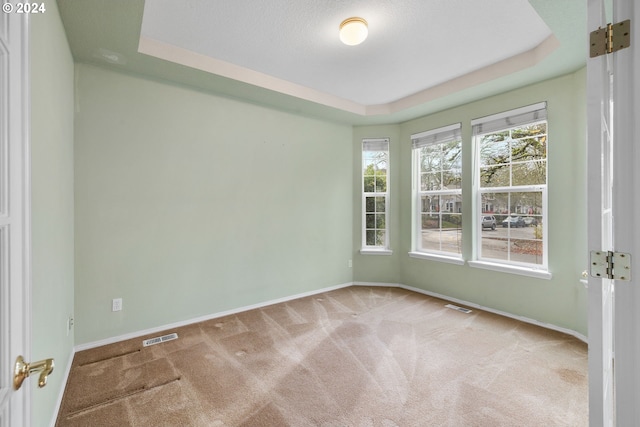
[64,376,181,419]
[78,349,141,367]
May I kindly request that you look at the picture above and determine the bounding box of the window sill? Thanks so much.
[468,260,552,280]
[408,251,465,265]
[360,248,393,256]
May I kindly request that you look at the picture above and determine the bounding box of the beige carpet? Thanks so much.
[56,286,587,426]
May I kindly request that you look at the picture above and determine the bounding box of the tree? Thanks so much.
[480,123,547,187]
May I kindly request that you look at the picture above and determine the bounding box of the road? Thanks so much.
[420,225,543,265]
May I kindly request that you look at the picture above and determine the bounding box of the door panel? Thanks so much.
[610,0,640,424]
[587,0,615,425]
[0,5,29,427]
[588,0,639,426]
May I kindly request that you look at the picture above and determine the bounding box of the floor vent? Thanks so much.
[143,333,178,347]
[445,304,472,314]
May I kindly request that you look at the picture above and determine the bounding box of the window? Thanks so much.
[410,124,462,259]
[472,102,548,271]
[361,138,390,253]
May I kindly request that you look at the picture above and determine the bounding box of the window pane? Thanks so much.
[442,213,461,229]
[421,213,440,251]
[480,134,509,166]
[421,195,439,214]
[510,123,546,139]
[420,146,442,172]
[366,214,375,228]
[365,197,375,213]
[375,197,386,212]
[491,192,510,216]
[364,176,375,192]
[441,141,462,170]
[375,175,387,192]
[480,192,507,260]
[512,161,546,186]
[481,233,509,261]
[421,172,441,191]
[422,213,439,230]
[511,136,547,162]
[366,230,376,246]
[510,191,542,216]
[375,230,386,246]
[441,213,462,254]
[375,214,386,229]
[441,194,462,214]
[364,152,387,170]
[375,157,388,174]
[510,239,543,265]
[480,165,509,187]
[442,169,462,190]
[480,193,497,214]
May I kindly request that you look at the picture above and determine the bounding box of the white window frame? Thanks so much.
[469,102,550,279]
[409,123,464,264]
[361,138,392,255]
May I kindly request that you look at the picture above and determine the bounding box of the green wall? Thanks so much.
[354,70,588,336]
[73,65,354,344]
[28,6,588,423]
[30,1,75,425]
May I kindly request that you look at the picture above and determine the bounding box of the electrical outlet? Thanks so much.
[112,298,123,312]
[348,259,353,268]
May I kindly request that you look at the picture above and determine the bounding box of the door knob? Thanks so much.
[13,355,54,390]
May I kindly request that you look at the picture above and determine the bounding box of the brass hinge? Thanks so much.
[590,19,631,58]
[590,250,631,281]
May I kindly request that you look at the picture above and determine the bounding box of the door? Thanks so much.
[0,6,30,427]
[587,0,639,426]
[609,1,640,424]
[586,1,615,425]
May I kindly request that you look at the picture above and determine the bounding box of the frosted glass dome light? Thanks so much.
[339,17,368,46]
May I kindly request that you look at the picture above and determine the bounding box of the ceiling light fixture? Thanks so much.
[339,17,368,46]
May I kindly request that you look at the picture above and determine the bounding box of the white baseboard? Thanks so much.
[391,283,587,343]
[352,281,403,288]
[49,348,75,427]
[76,279,586,352]
[75,282,354,352]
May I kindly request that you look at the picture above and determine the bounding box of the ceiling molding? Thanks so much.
[138,36,367,116]
[140,33,559,118]
[369,34,561,116]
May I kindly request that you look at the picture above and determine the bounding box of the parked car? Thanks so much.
[481,215,496,230]
[523,216,538,226]
[502,215,525,228]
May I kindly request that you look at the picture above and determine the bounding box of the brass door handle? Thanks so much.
[13,355,54,390]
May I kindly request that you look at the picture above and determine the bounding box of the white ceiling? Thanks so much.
[139,0,556,116]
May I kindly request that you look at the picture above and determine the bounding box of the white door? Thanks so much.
[587,0,639,426]
[586,0,615,424]
[608,0,640,424]
[0,6,30,427]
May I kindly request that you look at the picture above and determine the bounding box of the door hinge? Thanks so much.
[590,19,631,58]
[590,250,631,281]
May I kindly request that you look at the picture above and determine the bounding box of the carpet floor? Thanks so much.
[56,286,588,426]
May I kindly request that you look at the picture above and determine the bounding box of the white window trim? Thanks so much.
[473,103,549,274]
[410,123,463,261]
[361,248,393,256]
[468,260,552,280]
[408,251,465,265]
[361,138,391,252]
